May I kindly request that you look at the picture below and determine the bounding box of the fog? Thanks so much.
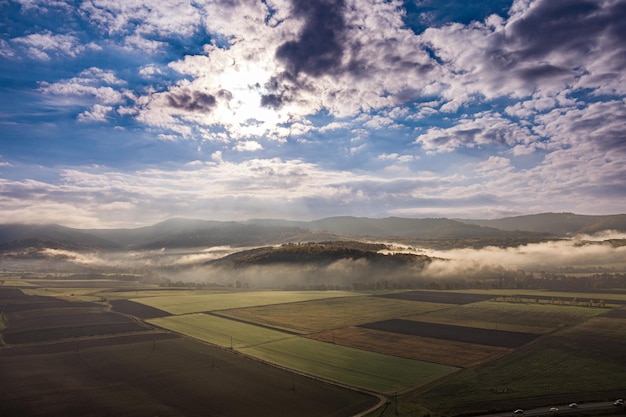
[4,231,625,288]
[394,231,626,280]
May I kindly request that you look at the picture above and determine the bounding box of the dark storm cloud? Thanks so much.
[166,90,217,112]
[275,0,347,77]
[260,71,297,109]
[514,64,571,83]
[507,0,626,66]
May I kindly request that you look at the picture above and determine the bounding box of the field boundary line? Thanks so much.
[208,311,303,335]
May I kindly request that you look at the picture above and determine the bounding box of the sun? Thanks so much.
[214,60,283,134]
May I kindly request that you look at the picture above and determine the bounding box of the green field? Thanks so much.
[149,313,292,348]
[243,336,457,394]
[134,290,360,314]
[460,288,626,302]
[149,313,458,393]
[412,316,626,415]
[415,300,608,333]
[220,295,451,333]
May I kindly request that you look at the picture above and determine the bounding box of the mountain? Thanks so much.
[1,213,624,254]
[247,216,516,238]
[458,213,626,235]
[0,219,333,253]
[0,224,119,250]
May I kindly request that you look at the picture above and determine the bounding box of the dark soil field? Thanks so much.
[359,319,538,348]
[377,290,493,304]
[0,288,377,417]
[310,326,511,367]
[601,307,626,318]
[0,336,376,417]
[0,287,95,312]
[1,288,150,345]
[110,299,171,319]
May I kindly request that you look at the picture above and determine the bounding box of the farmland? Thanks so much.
[0,286,377,417]
[410,315,626,416]
[149,312,458,393]
[219,295,452,333]
[130,289,360,314]
[2,279,626,416]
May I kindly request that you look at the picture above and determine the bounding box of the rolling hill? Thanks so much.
[1,213,624,254]
[458,213,626,235]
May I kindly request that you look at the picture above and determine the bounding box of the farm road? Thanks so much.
[480,400,622,417]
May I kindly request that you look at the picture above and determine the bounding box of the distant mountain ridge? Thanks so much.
[457,213,626,235]
[1,213,624,252]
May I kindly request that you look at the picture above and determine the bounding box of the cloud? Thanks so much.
[165,89,217,113]
[39,67,127,105]
[275,0,347,77]
[10,31,100,60]
[13,0,73,13]
[78,0,202,38]
[1,0,624,226]
[421,0,626,105]
[415,112,539,154]
[77,104,114,122]
[234,141,263,152]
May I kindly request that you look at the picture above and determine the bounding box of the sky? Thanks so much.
[1,0,625,228]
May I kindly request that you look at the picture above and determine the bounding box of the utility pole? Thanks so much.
[394,392,398,415]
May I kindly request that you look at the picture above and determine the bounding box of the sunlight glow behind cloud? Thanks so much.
[0,0,624,227]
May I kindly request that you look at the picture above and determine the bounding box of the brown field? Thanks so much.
[1,288,151,345]
[0,287,377,417]
[601,307,626,318]
[377,290,494,304]
[0,337,376,417]
[23,279,144,289]
[219,295,451,334]
[110,299,171,319]
[309,327,511,368]
[358,319,539,347]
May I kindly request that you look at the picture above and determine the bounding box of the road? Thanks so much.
[484,401,623,417]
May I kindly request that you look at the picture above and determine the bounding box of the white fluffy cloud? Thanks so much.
[1,0,624,226]
[415,112,539,154]
[10,31,100,60]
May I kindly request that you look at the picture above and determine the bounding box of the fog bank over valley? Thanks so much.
[4,232,624,289]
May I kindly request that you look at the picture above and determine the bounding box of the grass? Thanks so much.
[148,313,292,348]
[416,300,608,332]
[460,288,626,302]
[133,290,360,314]
[21,287,114,303]
[220,296,451,334]
[415,316,626,415]
[0,279,37,287]
[148,313,458,394]
[243,336,458,394]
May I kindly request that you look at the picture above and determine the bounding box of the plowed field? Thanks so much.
[309,326,511,367]
[359,319,538,348]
